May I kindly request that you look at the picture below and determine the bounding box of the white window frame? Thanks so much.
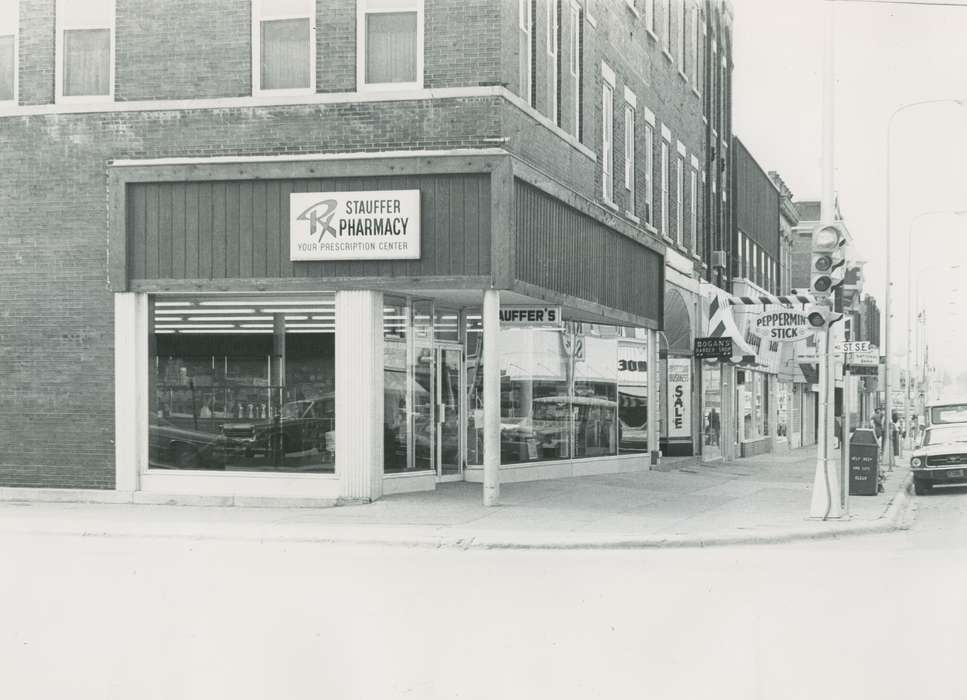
[357,0,425,92]
[520,0,533,105]
[253,0,317,97]
[675,153,684,246]
[548,0,559,123]
[697,9,705,98]
[689,167,697,252]
[601,63,616,204]
[690,5,699,85]
[624,91,636,216]
[570,1,581,136]
[0,0,17,105]
[664,0,673,56]
[678,0,686,71]
[660,136,669,237]
[55,0,115,103]
[643,111,655,225]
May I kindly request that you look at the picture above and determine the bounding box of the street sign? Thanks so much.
[847,350,879,366]
[834,341,872,353]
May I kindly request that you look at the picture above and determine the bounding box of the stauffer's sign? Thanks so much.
[751,310,817,342]
[290,190,421,261]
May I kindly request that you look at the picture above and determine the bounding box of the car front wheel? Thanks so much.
[914,478,932,496]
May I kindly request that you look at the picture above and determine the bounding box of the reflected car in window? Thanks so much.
[149,415,228,469]
[910,424,967,495]
[221,397,335,461]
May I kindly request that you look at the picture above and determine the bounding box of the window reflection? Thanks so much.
[149,296,335,473]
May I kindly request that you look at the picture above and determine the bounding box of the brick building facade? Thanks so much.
[0,0,733,498]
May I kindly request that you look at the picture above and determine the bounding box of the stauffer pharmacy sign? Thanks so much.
[751,310,817,342]
[290,190,421,261]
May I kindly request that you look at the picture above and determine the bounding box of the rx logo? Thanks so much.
[297,199,339,241]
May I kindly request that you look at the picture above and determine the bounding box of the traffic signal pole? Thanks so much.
[810,3,842,519]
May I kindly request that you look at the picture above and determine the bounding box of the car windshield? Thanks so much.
[923,426,967,446]
[928,404,967,426]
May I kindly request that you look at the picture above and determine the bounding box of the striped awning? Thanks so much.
[729,292,815,307]
[700,282,757,362]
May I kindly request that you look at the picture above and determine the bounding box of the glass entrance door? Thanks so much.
[436,345,464,478]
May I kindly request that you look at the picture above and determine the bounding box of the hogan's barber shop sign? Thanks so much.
[290,190,421,261]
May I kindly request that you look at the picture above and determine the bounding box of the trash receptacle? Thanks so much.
[849,428,879,496]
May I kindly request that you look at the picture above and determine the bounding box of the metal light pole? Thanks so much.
[905,212,967,448]
[884,97,963,469]
[915,268,960,410]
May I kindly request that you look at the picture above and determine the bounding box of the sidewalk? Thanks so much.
[0,445,914,549]
[0,447,910,549]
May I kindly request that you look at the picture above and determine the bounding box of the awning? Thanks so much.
[699,282,757,363]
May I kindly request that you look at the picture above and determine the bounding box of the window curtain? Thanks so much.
[261,18,310,90]
[366,12,417,84]
[63,29,110,96]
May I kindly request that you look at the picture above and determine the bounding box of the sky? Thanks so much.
[731,0,967,380]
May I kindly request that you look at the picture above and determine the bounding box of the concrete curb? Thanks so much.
[0,474,916,551]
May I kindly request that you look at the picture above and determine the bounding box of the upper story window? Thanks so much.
[358,0,424,91]
[643,112,655,225]
[624,90,636,217]
[677,1,686,69]
[601,62,615,204]
[253,0,316,95]
[0,0,16,103]
[569,1,582,139]
[548,0,559,124]
[56,0,114,101]
[663,0,672,55]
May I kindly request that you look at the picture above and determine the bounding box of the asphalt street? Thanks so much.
[2,487,966,700]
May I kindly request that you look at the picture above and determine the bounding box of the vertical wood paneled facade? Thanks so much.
[127,174,492,282]
[514,180,663,324]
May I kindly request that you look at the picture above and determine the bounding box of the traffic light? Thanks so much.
[805,304,843,330]
[810,223,848,300]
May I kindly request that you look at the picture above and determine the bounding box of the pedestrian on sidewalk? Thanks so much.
[872,408,885,454]
[891,410,901,457]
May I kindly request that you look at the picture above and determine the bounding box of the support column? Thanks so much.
[483,289,500,506]
[115,292,147,493]
[336,290,384,502]
[647,328,660,467]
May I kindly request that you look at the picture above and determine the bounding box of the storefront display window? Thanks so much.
[618,342,649,453]
[776,381,791,443]
[573,334,619,458]
[500,328,572,463]
[464,319,645,465]
[149,295,336,473]
[739,370,769,442]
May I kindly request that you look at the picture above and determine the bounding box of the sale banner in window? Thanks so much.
[666,357,692,439]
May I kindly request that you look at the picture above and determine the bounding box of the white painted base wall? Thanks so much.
[139,471,340,499]
[465,454,649,484]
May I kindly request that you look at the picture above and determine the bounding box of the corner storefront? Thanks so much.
[111,153,665,501]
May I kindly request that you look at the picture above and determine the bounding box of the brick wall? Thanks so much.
[116,0,251,101]
[0,98,500,489]
[17,0,54,105]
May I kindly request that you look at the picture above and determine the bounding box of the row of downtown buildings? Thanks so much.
[0,0,882,502]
